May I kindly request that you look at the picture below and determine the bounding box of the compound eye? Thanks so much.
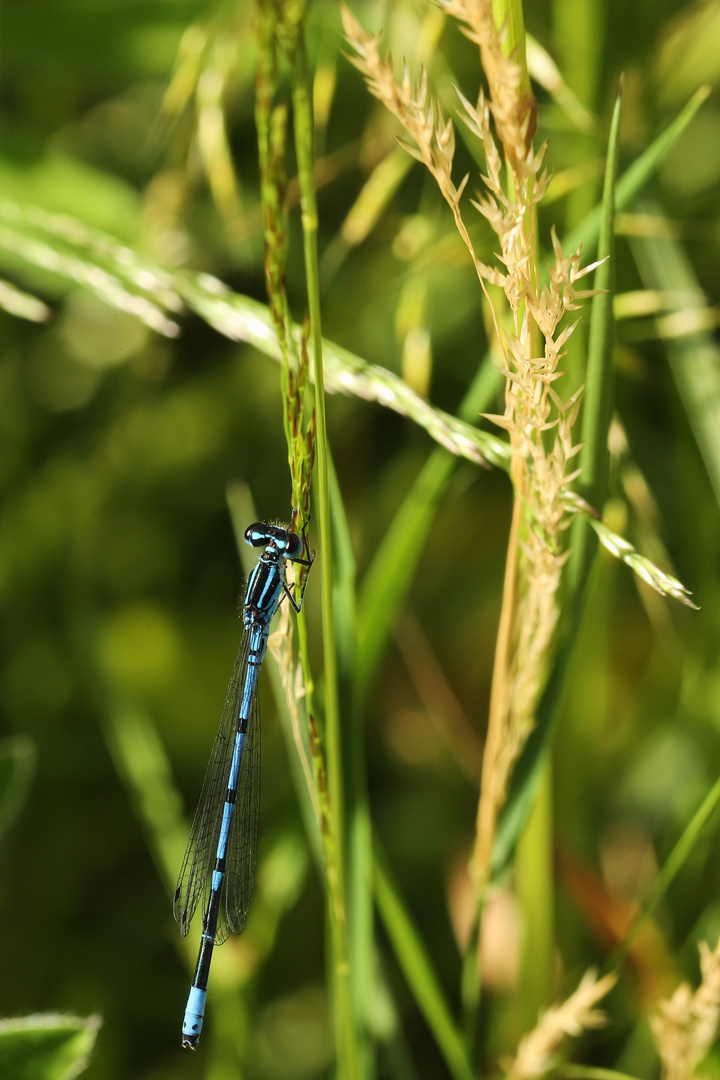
[286,532,303,559]
[244,523,270,548]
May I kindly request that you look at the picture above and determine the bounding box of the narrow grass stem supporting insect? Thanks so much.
[291,23,361,1080]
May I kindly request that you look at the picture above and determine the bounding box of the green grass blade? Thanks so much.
[630,207,720,506]
[566,86,709,257]
[356,355,502,695]
[0,277,51,322]
[326,457,375,1031]
[374,856,476,1080]
[0,200,508,471]
[0,1014,101,1080]
[356,449,457,697]
[492,84,623,880]
[608,768,720,971]
[569,80,623,601]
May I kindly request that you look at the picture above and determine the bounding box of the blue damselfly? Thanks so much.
[173,519,314,1048]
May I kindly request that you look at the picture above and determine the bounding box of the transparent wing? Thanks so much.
[173,633,252,937]
[222,683,261,940]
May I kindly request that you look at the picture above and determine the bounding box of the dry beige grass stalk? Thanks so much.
[503,969,617,1080]
[342,0,598,891]
[651,938,720,1080]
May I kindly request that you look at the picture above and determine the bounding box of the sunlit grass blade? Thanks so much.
[0,1014,101,1080]
[526,35,595,133]
[182,276,508,467]
[491,84,623,880]
[0,201,182,336]
[0,278,50,322]
[374,854,476,1080]
[321,146,414,282]
[0,198,506,470]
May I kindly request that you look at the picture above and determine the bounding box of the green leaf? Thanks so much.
[0,1014,100,1080]
[0,736,36,842]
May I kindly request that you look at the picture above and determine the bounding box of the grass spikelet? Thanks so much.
[504,970,617,1080]
[651,939,720,1080]
[341,4,504,293]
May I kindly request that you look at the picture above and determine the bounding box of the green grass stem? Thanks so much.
[291,22,361,1080]
[492,0,531,88]
[515,762,555,1023]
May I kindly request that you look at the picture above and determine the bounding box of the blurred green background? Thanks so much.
[2,0,720,1078]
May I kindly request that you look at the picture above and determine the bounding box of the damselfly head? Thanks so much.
[244,522,303,558]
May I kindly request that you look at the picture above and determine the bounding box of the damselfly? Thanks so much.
[173,519,315,1049]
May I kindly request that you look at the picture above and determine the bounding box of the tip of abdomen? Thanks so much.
[182,984,206,1049]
